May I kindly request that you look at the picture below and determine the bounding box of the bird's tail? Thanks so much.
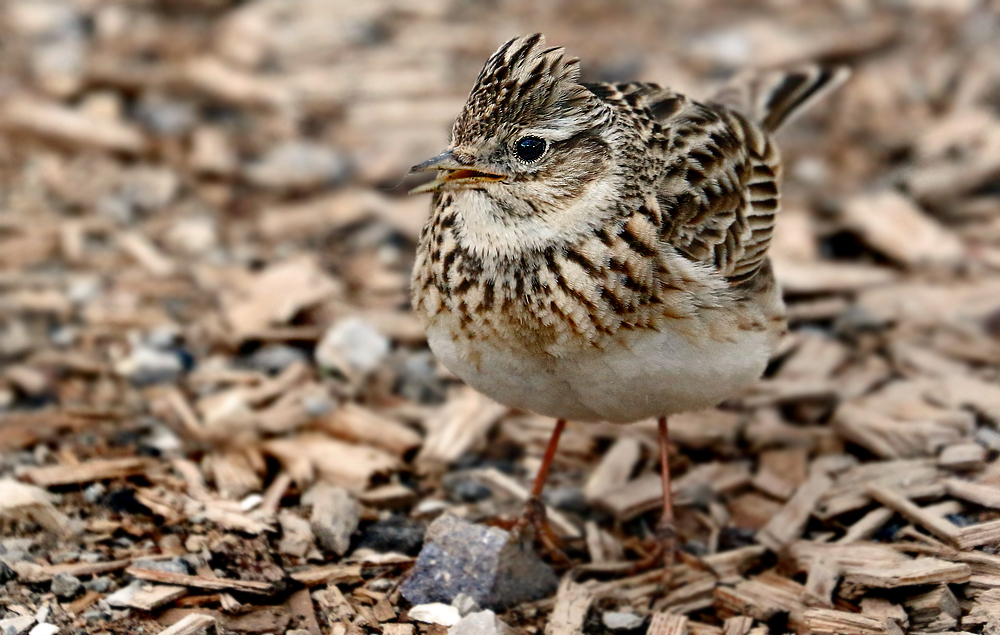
[712,65,851,133]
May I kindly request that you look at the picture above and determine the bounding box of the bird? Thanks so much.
[408,33,848,568]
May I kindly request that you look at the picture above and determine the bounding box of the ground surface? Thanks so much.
[1,1,1000,634]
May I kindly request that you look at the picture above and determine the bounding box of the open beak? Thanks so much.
[408,149,505,194]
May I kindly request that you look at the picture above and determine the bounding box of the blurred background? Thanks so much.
[3,0,1000,631]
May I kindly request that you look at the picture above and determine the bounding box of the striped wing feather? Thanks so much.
[605,66,846,287]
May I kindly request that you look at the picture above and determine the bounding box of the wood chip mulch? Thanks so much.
[2,1,1000,634]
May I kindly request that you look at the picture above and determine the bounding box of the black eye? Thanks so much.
[514,136,546,163]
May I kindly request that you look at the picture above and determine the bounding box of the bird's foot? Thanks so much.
[508,496,571,565]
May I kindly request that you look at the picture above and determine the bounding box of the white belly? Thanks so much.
[426,320,773,424]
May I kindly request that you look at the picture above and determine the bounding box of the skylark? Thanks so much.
[410,33,848,566]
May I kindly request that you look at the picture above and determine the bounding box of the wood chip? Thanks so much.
[721,616,754,635]
[20,457,150,487]
[802,608,895,635]
[841,558,971,598]
[944,477,1000,509]
[938,443,987,471]
[545,579,593,635]
[156,614,217,635]
[867,484,962,546]
[126,567,277,595]
[1,97,146,153]
[904,585,960,632]
[106,581,188,611]
[957,518,1000,549]
[415,387,507,473]
[756,471,832,551]
[839,190,964,268]
[319,403,423,457]
[0,479,72,536]
[289,564,363,587]
[648,613,688,635]
[713,572,808,629]
[584,437,642,501]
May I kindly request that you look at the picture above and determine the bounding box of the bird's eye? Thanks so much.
[514,136,546,163]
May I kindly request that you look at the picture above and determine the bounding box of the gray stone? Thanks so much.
[451,593,481,617]
[245,344,307,374]
[401,514,558,611]
[245,141,350,191]
[277,511,314,557]
[114,346,183,385]
[602,611,644,630]
[307,485,360,556]
[447,610,513,635]
[315,317,389,376]
[82,577,112,593]
[82,483,105,504]
[131,557,189,576]
[0,561,15,584]
[135,95,196,136]
[80,610,107,623]
[50,573,82,599]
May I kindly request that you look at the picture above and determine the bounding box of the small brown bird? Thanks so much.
[410,34,847,566]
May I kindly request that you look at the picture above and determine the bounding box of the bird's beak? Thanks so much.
[408,149,505,194]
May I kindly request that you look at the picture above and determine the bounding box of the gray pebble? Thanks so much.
[132,558,189,576]
[603,611,644,630]
[83,577,112,593]
[401,514,558,611]
[50,572,83,599]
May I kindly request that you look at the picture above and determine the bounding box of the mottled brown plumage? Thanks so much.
[409,33,847,566]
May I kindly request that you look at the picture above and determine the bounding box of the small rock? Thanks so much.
[131,557,189,576]
[306,484,361,556]
[189,127,237,176]
[401,514,558,611]
[833,305,889,336]
[134,95,195,136]
[395,352,446,404]
[82,483,106,504]
[120,167,180,214]
[544,486,589,515]
[443,475,492,503]
[976,426,1000,452]
[28,624,58,635]
[603,611,644,630]
[83,576,112,593]
[81,610,107,623]
[357,516,426,555]
[50,573,82,599]
[315,317,390,377]
[245,344,307,374]
[245,141,350,191]
[165,216,218,256]
[114,346,183,385]
[408,603,461,627]
[0,615,35,635]
[278,511,314,557]
[0,561,16,583]
[451,593,481,617]
[448,610,513,635]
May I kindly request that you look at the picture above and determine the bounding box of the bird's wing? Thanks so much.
[612,83,780,286]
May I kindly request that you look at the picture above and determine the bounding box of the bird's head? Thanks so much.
[411,34,620,227]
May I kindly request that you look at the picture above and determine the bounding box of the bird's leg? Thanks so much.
[655,416,677,570]
[512,419,567,558]
[630,416,677,575]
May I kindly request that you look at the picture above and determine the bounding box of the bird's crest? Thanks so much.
[452,34,597,142]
